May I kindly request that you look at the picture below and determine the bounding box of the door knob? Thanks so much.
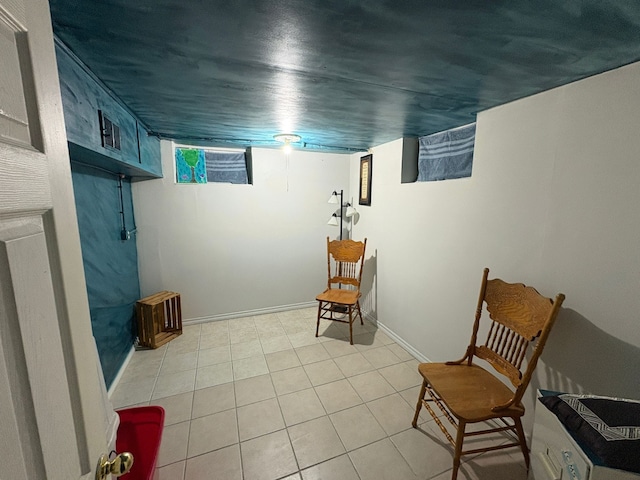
[96,451,134,480]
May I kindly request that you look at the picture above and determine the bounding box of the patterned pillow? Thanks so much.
[540,394,640,474]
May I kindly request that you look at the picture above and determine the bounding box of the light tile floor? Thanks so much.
[111,307,529,480]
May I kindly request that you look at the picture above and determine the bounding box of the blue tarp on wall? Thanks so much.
[70,162,140,388]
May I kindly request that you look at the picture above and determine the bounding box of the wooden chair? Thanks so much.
[315,237,367,345]
[411,268,564,480]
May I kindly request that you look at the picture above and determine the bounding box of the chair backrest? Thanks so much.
[466,268,564,407]
[326,237,367,290]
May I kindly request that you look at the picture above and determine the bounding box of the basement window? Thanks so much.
[174,145,252,184]
[417,123,475,182]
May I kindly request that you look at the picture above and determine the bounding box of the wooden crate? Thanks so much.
[135,291,182,348]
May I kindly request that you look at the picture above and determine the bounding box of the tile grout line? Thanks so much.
[148,344,169,402]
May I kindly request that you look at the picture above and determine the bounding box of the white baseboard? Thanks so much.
[183,301,317,326]
[363,312,431,364]
[108,346,135,398]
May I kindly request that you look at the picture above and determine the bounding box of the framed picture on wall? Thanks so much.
[359,154,372,205]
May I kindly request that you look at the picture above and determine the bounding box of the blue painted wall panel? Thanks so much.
[57,43,139,164]
[56,41,163,178]
[138,131,162,177]
[70,162,140,388]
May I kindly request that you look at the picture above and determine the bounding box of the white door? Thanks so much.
[0,0,117,479]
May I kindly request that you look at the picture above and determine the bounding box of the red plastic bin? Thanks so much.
[116,406,165,480]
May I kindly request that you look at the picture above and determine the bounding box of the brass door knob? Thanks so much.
[96,451,134,480]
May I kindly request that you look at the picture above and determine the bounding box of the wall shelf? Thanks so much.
[55,37,163,180]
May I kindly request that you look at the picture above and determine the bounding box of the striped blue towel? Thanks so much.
[418,123,475,182]
[205,151,248,184]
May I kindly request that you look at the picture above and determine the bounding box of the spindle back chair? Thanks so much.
[412,268,565,480]
[315,237,367,345]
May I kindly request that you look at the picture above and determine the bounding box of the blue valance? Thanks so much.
[418,123,475,182]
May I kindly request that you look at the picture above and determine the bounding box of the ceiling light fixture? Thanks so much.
[274,133,301,154]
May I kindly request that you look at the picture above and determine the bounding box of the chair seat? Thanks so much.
[418,362,525,422]
[316,288,360,305]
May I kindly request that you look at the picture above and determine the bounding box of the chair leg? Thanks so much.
[514,417,530,469]
[348,306,354,345]
[356,300,364,325]
[451,421,466,480]
[412,379,427,427]
[315,302,322,338]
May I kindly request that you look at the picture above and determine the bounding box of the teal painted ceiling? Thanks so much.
[49,0,640,153]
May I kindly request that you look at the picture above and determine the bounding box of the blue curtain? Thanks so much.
[418,123,475,182]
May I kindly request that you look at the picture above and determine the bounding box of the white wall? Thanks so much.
[132,61,640,437]
[133,142,351,320]
[351,62,640,431]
